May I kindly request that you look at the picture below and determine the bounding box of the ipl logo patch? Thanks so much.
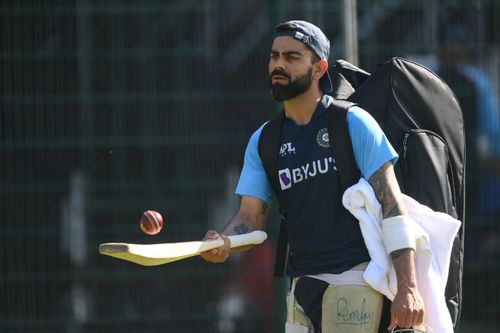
[316,128,330,148]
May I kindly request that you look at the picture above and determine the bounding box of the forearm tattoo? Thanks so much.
[225,201,268,235]
[369,164,406,218]
[233,224,250,234]
[262,202,268,214]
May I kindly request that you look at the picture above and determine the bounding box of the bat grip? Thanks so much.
[227,230,267,248]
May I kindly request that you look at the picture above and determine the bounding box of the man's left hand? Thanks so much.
[388,267,425,330]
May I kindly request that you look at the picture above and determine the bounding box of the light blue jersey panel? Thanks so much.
[235,105,398,203]
[347,105,398,179]
[235,123,274,204]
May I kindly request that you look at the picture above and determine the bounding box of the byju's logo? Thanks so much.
[279,169,292,190]
[278,157,337,191]
[280,142,296,157]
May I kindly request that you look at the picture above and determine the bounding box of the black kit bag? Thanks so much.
[259,57,465,331]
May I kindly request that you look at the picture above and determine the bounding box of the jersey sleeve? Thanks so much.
[347,106,398,180]
[235,123,274,204]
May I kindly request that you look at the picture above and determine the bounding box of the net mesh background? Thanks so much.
[1,0,499,332]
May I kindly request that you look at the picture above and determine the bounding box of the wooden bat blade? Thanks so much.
[99,239,224,266]
[99,230,267,266]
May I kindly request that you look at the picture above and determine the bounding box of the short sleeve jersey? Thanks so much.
[236,95,398,276]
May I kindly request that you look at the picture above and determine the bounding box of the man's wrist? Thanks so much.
[392,248,417,289]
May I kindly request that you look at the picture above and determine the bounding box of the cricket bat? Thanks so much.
[99,230,267,266]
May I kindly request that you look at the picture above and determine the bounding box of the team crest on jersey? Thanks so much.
[316,128,330,148]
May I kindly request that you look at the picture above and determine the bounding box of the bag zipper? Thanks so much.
[403,132,410,158]
[402,129,447,158]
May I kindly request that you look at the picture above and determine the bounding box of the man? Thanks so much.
[201,20,424,332]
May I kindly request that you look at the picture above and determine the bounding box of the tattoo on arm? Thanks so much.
[262,202,268,214]
[368,166,387,203]
[233,224,250,235]
[368,163,407,218]
[223,198,268,236]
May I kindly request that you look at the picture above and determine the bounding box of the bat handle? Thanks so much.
[227,230,267,248]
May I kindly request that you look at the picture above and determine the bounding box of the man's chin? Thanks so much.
[271,88,294,102]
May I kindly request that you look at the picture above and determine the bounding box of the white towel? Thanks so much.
[342,178,461,333]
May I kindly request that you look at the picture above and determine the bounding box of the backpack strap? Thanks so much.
[257,111,288,276]
[329,100,396,333]
[258,110,286,207]
[328,100,361,191]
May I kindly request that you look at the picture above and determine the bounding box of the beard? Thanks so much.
[269,67,313,102]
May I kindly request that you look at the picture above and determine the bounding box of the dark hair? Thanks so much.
[273,22,320,64]
[274,22,297,33]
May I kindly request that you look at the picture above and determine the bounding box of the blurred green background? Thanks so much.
[1,1,499,332]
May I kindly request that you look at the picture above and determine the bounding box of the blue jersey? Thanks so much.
[236,95,398,276]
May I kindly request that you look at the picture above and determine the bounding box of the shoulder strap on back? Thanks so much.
[257,111,288,276]
[258,110,285,206]
[328,100,361,191]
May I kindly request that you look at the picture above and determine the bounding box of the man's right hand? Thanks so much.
[200,196,268,263]
[199,230,231,263]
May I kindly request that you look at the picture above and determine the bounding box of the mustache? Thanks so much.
[270,69,291,80]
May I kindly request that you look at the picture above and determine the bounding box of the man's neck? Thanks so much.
[283,88,324,125]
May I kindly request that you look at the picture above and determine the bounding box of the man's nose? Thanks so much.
[273,56,286,70]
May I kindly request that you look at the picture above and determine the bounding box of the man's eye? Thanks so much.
[270,54,278,59]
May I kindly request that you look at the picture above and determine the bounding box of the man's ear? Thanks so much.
[315,59,329,80]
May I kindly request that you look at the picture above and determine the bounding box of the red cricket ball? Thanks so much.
[140,210,164,235]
